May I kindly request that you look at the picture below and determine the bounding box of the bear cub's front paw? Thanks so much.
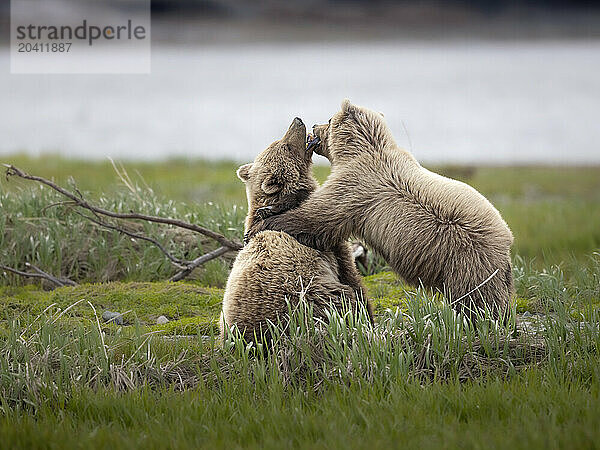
[255,206,276,220]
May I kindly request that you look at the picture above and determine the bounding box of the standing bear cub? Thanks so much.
[220,117,373,344]
[250,101,514,319]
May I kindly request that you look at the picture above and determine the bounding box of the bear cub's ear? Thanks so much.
[237,163,252,182]
[341,98,356,115]
[261,170,284,195]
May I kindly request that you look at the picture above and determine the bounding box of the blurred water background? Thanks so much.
[1,0,599,165]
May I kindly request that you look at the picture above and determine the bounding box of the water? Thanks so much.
[1,40,599,164]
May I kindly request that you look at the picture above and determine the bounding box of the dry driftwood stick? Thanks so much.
[27,263,78,287]
[4,163,243,283]
[4,164,243,251]
[78,211,233,281]
[170,246,230,282]
[0,263,77,287]
[74,210,190,270]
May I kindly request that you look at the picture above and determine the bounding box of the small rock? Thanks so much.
[102,310,123,325]
[156,315,169,325]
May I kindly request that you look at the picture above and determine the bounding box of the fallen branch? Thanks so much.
[4,163,243,283]
[75,210,190,270]
[0,263,77,288]
[4,164,243,251]
[78,210,230,279]
[170,246,230,282]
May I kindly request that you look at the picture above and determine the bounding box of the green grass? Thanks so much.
[0,256,600,448]
[1,259,599,448]
[1,156,600,448]
[2,378,599,449]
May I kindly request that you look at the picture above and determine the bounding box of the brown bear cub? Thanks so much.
[250,101,514,320]
[220,117,373,344]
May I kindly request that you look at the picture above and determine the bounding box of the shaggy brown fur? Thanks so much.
[221,117,373,343]
[249,101,514,319]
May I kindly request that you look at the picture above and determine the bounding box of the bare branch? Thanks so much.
[27,263,78,287]
[0,263,77,288]
[4,164,243,251]
[81,212,231,280]
[74,210,189,270]
[170,246,230,282]
[40,200,78,215]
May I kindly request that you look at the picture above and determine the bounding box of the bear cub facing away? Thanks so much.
[220,117,373,344]
[251,101,514,320]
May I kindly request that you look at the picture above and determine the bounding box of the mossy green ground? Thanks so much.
[0,273,416,339]
[1,156,600,448]
[0,282,224,337]
[0,268,593,339]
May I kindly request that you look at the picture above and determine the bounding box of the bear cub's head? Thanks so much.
[237,117,318,234]
[309,99,389,163]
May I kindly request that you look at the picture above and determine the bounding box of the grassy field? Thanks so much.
[1,155,600,448]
